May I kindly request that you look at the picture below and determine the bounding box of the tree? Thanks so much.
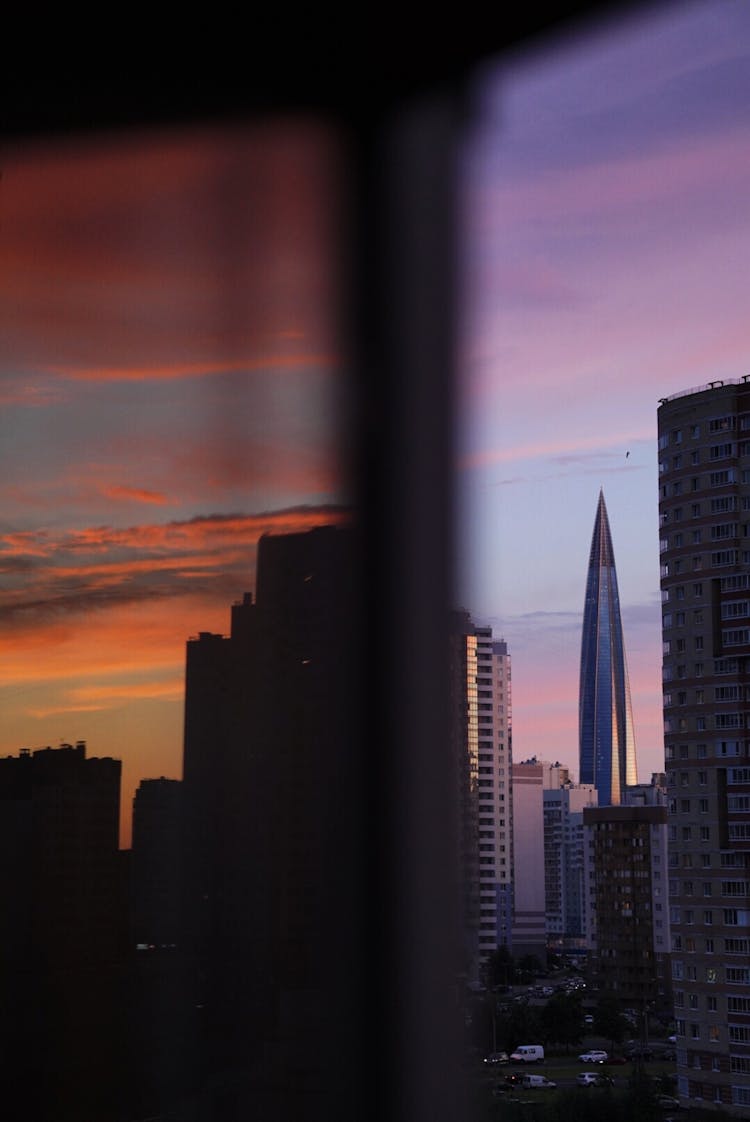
[517,953,543,981]
[502,1001,542,1053]
[485,945,515,989]
[593,994,630,1052]
[539,991,583,1053]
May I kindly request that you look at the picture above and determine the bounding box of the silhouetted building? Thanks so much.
[181,524,359,1114]
[0,741,126,1120]
[0,740,122,966]
[131,777,182,948]
[579,490,638,805]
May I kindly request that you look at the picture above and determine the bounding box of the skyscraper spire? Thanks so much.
[578,490,637,804]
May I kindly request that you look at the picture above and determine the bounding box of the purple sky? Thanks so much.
[457,0,750,783]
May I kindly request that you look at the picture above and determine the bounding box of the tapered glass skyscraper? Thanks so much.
[579,490,637,805]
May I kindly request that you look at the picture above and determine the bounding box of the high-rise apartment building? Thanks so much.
[449,615,513,974]
[583,801,671,1011]
[181,525,360,1112]
[131,777,182,948]
[0,741,125,1115]
[579,490,638,805]
[511,760,547,960]
[543,779,597,950]
[658,380,750,1113]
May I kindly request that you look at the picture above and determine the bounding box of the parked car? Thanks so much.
[608,1055,628,1065]
[510,1045,545,1063]
[583,1014,594,1025]
[578,1050,608,1063]
[577,1071,614,1087]
[483,1051,509,1065]
[657,1095,681,1109]
[522,1074,557,1090]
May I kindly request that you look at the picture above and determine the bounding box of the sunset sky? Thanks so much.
[458,0,750,785]
[3,3,749,848]
[0,123,347,844]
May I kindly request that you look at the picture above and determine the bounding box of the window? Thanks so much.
[710,469,737,486]
[722,601,750,619]
[716,684,741,700]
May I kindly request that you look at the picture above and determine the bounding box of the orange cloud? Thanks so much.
[54,353,336,383]
[103,485,168,505]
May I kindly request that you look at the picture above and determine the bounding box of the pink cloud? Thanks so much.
[103,485,168,505]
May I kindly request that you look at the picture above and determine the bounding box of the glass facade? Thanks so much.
[579,490,638,804]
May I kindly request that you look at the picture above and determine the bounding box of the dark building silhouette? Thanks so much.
[131,776,182,948]
[0,741,126,1120]
[181,524,361,1117]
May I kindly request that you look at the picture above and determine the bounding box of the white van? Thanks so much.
[521,1074,556,1089]
[510,1044,545,1063]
